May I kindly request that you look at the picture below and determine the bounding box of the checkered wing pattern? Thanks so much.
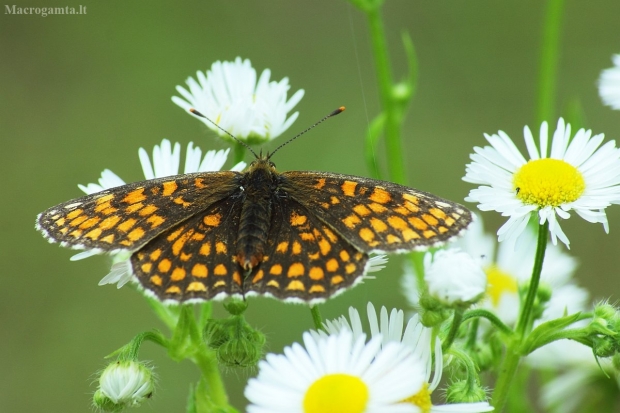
[244,196,368,301]
[281,171,472,253]
[36,172,238,252]
[131,196,245,301]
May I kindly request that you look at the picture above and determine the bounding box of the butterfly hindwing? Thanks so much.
[131,196,245,302]
[244,196,368,302]
[36,171,239,252]
[280,171,472,253]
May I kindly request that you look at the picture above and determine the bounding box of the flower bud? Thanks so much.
[93,360,154,411]
[217,329,265,368]
[204,315,265,368]
[445,379,489,404]
[224,300,248,316]
[424,249,487,307]
[418,293,450,327]
[592,336,615,358]
[594,302,617,321]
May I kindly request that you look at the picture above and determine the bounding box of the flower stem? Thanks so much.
[491,222,549,411]
[366,7,406,185]
[442,308,464,352]
[462,309,513,337]
[191,346,229,408]
[516,221,549,337]
[536,0,565,125]
[310,305,324,331]
[233,141,246,165]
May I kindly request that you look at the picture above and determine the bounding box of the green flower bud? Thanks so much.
[204,314,265,368]
[445,379,489,404]
[418,292,450,327]
[217,329,265,368]
[594,302,617,321]
[204,319,232,350]
[592,336,615,358]
[224,300,248,316]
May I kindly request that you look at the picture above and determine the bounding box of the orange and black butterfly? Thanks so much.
[36,108,472,303]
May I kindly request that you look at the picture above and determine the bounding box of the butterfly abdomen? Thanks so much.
[235,162,275,270]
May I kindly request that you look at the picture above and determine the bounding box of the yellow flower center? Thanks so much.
[485,265,518,306]
[402,382,432,413]
[303,374,369,413]
[513,158,585,207]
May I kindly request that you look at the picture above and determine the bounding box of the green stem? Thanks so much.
[364,114,386,180]
[462,309,513,337]
[536,0,565,125]
[310,305,324,331]
[516,222,549,337]
[366,7,406,185]
[465,318,479,350]
[233,141,246,165]
[191,346,229,407]
[491,222,549,411]
[442,308,464,352]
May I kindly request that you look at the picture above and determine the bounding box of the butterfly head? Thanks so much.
[247,152,277,174]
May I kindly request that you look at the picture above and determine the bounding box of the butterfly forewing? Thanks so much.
[36,171,239,252]
[280,171,472,253]
[244,196,368,302]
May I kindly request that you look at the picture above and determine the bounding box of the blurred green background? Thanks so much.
[2,1,620,411]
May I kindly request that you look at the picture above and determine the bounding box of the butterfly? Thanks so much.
[36,108,472,303]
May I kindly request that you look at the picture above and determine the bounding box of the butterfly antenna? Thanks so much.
[267,106,346,159]
[189,108,259,159]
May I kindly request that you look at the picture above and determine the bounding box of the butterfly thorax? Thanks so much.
[235,157,279,271]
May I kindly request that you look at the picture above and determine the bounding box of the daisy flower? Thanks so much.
[245,330,425,413]
[314,303,494,412]
[172,57,304,144]
[598,54,620,110]
[403,218,586,327]
[463,118,620,247]
[71,139,246,288]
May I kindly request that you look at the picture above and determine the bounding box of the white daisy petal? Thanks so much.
[79,169,126,194]
[599,54,620,110]
[523,125,540,160]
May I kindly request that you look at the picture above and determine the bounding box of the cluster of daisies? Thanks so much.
[78,56,620,412]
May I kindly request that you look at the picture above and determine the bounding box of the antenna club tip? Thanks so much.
[189,108,206,118]
[330,106,346,117]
